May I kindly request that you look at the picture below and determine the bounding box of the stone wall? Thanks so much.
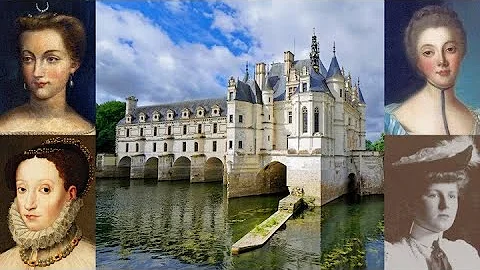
[355,152,384,195]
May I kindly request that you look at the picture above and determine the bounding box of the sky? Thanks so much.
[96,0,384,141]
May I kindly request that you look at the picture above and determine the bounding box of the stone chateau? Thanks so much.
[110,32,382,206]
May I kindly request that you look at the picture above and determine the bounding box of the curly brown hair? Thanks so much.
[16,12,86,64]
[404,5,466,72]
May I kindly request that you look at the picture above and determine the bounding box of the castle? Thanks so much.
[114,32,371,206]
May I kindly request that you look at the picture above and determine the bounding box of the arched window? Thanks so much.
[153,142,156,152]
[213,123,218,133]
[198,124,202,134]
[302,107,308,133]
[154,127,157,136]
[164,143,167,152]
[314,107,319,133]
[136,143,139,152]
[126,143,129,152]
[194,142,199,152]
[126,128,130,137]
[167,126,172,135]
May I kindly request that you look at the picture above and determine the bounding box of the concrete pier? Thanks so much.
[231,195,303,254]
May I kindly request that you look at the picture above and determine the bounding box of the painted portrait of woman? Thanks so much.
[0,1,95,135]
[385,136,480,269]
[385,2,480,135]
[0,136,95,269]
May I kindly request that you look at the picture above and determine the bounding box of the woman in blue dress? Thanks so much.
[385,5,480,135]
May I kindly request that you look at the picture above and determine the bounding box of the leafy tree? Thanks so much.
[96,101,126,153]
[365,140,373,151]
[365,133,384,152]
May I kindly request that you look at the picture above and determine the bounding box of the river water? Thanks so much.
[96,179,383,269]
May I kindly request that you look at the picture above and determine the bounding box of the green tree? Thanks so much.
[96,101,126,153]
[365,133,384,152]
[372,133,385,152]
[365,140,373,151]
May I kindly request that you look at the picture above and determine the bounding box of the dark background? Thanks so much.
[384,0,445,105]
[0,135,96,253]
[0,0,95,123]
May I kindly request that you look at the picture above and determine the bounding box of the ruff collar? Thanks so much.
[8,198,83,250]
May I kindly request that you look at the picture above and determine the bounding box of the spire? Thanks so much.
[358,77,366,104]
[310,28,320,74]
[243,62,249,82]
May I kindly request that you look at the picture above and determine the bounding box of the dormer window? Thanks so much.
[211,105,220,117]
[196,106,205,118]
[139,112,146,123]
[166,109,174,120]
[126,114,132,124]
[302,66,308,76]
[153,111,160,122]
[181,108,190,119]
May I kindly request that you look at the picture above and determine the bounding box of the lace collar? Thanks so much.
[8,198,83,250]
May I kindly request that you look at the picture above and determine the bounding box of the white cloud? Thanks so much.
[96,2,250,106]
[96,0,384,140]
[164,0,186,13]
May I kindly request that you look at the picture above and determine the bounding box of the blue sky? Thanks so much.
[96,0,384,141]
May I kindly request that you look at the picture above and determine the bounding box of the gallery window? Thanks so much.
[302,107,308,133]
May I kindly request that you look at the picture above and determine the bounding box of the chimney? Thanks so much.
[125,96,138,116]
[255,62,266,91]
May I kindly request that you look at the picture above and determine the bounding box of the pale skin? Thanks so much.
[16,157,76,232]
[394,27,474,135]
[0,28,93,134]
[410,182,459,247]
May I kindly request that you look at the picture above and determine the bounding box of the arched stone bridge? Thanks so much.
[117,152,225,183]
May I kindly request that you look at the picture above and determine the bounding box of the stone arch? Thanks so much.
[172,156,191,180]
[347,173,358,194]
[118,156,132,178]
[204,157,223,182]
[145,157,159,179]
[256,161,288,195]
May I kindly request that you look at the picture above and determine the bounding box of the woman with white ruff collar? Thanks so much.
[0,137,95,269]
[385,136,480,269]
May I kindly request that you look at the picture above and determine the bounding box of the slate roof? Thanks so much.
[326,55,342,78]
[269,59,333,100]
[118,98,227,125]
[358,87,366,104]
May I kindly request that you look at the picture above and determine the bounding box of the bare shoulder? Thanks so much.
[65,111,95,133]
[0,105,33,131]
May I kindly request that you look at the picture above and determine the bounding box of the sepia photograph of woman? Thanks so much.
[0,0,95,135]
[385,2,480,135]
[0,136,96,269]
[384,136,480,269]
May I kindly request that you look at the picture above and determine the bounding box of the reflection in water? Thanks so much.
[96,179,320,269]
[320,195,384,269]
